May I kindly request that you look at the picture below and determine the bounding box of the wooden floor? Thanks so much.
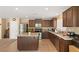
[0,39,79,52]
[0,39,57,52]
[38,39,57,52]
[69,45,79,52]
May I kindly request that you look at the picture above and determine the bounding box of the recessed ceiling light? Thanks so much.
[45,8,48,11]
[25,16,28,18]
[15,8,18,10]
[55,13,59,16]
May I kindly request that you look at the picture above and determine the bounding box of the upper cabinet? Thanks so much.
[66,7,73,27]
[63,11,67,26]
[50,18,57,27]
[29,20,35,27]
[50,19,54,27]
[63,6,79,27]
[35,19,42,24]
[42,20,50,27]
[29,19,51,27]
[76,7,79,26]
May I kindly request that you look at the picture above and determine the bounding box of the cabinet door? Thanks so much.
[76,7,79,26]
[63,11,67,27]
[42,32,49,39]
[67,7,73,27]
[52,34,57,45]
[55,37,60,51]
[49,33,53,41]
[59,39,69,52]
[49,33,55,44]
[42,20,50,27]
[59,38,65,52]
[48,32,50,40]
[63,7,79,27]
[50,19,54,27]
[29,20,35,27]
[50,18,57,27]
[17,36,39,50]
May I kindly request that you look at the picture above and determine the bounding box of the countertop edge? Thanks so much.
[48,31,72,40]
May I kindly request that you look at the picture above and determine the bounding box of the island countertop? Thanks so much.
[18,32,39,37]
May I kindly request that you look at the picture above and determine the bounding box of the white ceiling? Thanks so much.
[0,6,70,19]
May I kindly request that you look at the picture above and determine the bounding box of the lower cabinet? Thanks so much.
[59,39,72,52]
[17,36,39,50]
[42,32,49,39]
[55,37,60,51]
[48,32,71,52]
[59,38,68,52]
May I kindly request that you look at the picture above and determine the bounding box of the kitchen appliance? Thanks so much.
[35,24,42,39]
[35,23,42,32]
[67,32,75,37]
[35,19,42,32]
[72,34,79,47]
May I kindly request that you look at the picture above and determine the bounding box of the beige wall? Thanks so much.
[0,18,2,39]
[56,14,66,31]
[57,14,63,29]
[0,18,6,39]
[2,18,7,38]
[6,19,9,29]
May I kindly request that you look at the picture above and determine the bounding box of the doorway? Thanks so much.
[2,19,10,39]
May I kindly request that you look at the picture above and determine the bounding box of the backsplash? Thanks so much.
[56,27,79,34]
[66,27,79,34]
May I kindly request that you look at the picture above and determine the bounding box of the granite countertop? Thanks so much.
[18,32,39,37]
[49,31,73,40]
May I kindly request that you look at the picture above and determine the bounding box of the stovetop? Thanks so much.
[72,35,79,48]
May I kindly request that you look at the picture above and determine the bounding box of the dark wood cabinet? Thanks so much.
[66,7,73,27]
[35,19,42,24]
[59,39,72,52]
[48,32,72,52]
[29,20,51,27]
[63,11,67,27]
[36,19,50,27]
[55,37,60,51]
[50,18,57,27]
[42,32,49,39]
[63,6,79,27]
[49,33,60,51]
[29,20,35,27]
[42,20,50,27]
[17,36,39,50]
[59,38,65,51]
[51,34,56,45]
[76,7,79,26]
[50,19,54,27]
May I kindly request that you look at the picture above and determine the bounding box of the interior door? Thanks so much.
[10,19,19,39]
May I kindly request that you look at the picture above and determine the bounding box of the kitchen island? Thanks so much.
[17,33,39,51]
